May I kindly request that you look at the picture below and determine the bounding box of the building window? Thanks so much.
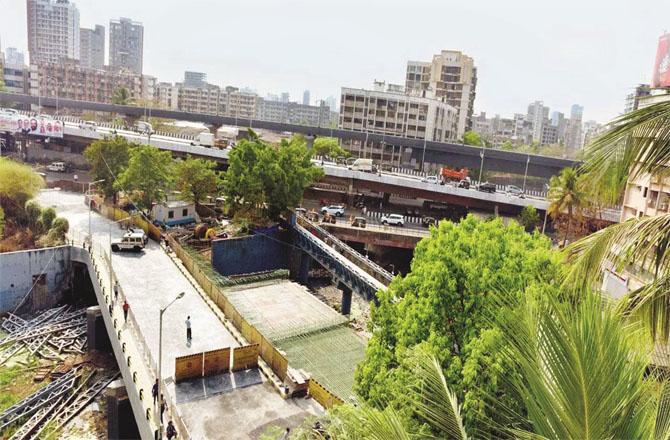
[168,210,174,219]
[183,208,188,217]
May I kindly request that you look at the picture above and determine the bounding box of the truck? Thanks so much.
[440,167,469,184]
[198,132,214,147]
[348,158,376,173]
[216,126,239,148]
[111,234,145,252]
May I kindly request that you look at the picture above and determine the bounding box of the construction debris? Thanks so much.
[0,305,87,364]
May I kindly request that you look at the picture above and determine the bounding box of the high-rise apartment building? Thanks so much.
[325,95,337,112]
[302,90,310,106]
[26,0,80,64]
[624,84,651,113]
[280,92,290,103]
[109,17,144,74]
[184,71,207,88]
[527,101,549,143]
[405,50,477,139]
[5,48,25,66]
[79,25,105,69]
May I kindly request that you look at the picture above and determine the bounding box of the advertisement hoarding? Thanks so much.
[652,33,670,88]
[0,114,64,138]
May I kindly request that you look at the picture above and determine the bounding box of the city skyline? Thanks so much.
[1,0,669,123]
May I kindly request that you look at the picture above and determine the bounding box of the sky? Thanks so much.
[1,0,668,123]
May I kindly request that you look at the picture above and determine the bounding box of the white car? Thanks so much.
[78,120,98,131]
[321,205,345,217]
[0,108,18,116]
[46,161,66,172]
[381,213,405,227]
[124,228,148,244]
[111,235,145,252]
[422,175,440,184]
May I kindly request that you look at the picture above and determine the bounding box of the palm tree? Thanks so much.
[547,167,584,246]
[309,291,670,440]
[566,100,670,342]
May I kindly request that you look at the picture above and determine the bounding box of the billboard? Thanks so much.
[652,33,670,88]
[0,114,64,138]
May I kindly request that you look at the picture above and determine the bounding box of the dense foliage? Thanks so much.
[115,145,174,212]
[0,157,44,217]
[313,137,349,158]
[547,167,584,245]
[224,132,323,219]
[174,156,219,206]
[355,215,562,435]
[518,205,540,232]
[83,136,133,200]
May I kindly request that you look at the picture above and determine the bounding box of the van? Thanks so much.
[348,158,376,173]
[46,162,66,172]
[78,120,98,131]
[135,121,153,134]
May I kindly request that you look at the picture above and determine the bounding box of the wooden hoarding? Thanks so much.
[231,344,260,371]
[175,353,203,383]
[203,347,231,376]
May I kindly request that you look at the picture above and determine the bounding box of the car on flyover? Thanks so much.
[321,205,345,217]
[477,182,497,193]
[421,175,440,184]
[381,213,405,227]
[507,185,526,198]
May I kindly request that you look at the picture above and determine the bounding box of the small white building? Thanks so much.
[151,200,200,226]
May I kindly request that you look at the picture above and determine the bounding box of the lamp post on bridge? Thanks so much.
[477,149,485,185]
[522,154,530,193]
[158,291,185,436]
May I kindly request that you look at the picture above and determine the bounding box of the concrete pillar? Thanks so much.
[338,282,352,315]
[106,380,140,440]
[382,192,391,206]
[87,306,111,352]
[298,252,311,285]
[306,135,315,150]
[494,204,499,217]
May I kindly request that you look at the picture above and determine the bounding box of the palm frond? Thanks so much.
[581,100,670,183]
[565,213,670,291]
[655,382,670,440]
[411,355,468,440]
[494,291,652,439]
[617,274,670,342]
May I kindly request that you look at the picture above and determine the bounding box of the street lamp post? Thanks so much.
[477,149,485,185]
[420,138,427,173]
[522,154,530,193]
[158,291,185,435]
[87,179,105,242]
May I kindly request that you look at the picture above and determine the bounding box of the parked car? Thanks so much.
[477,182,497,193]
[46,161,67,172]
[421,175,440,184]
[0,108,18,116]
[124,228,148,244]
[78,120,98,131]
[351,217,367,228]
[421,216,437,228]
[381,213,405,227]
[111,234,145,252]
[507,185,525,198]
[321,205,345,217]
[457,179,470,189]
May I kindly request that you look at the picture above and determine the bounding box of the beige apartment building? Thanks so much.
[405,50,477,140]
[29,61,156,104]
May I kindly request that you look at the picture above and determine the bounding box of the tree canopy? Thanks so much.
[463,131,484,147]
[111,86,132,105]
[354,215,562,435]
[313,137,349,158]
[115,145,173,212]
[547,167,584,245]
[174,156,219,206]
[0,157,44,216]
[83,136,134,200]
[223,132,323,219]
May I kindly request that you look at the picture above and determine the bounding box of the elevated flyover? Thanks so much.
[1,92,579,178]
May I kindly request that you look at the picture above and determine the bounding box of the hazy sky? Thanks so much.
[1,0,668,123]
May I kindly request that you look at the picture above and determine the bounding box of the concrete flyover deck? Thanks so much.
[38,190,321,439]
[320,221,429,249]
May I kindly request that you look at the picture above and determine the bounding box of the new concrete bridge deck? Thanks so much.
[38,190,320,439]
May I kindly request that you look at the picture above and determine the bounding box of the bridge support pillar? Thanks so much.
[87,305,111,352]
[299,252,312,284]
[106,379,140,440]
[339,282,352,315]
[306,135,315,150]
[494,204,499,217]
[383,192,391,207]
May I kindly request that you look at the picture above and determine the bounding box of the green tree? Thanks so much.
[313,137,349,158]
[518,205,540,232]
[354,215,561,434]
[500,140,515,150]
[0,158,44,216]
[547,167,584,246]
[40,217,69,246]
[39,207,57,231]
[111,86,132,105]
[24,200,41,228]
[322,290,670,440]
[115,146,174,212]
[174,156,219,207]
[83,136,134,201]
[463,131,484,147]
[224,133,322,220]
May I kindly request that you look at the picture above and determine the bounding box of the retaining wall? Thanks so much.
[211,229,289,276]
[0,245,72,313]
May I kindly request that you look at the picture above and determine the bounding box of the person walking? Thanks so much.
[185,316,192,342]
[152,379,159,405]
[114,280,119,300]
[166,420,177,439]
[122,300,129,323]
[160,394,167,423]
